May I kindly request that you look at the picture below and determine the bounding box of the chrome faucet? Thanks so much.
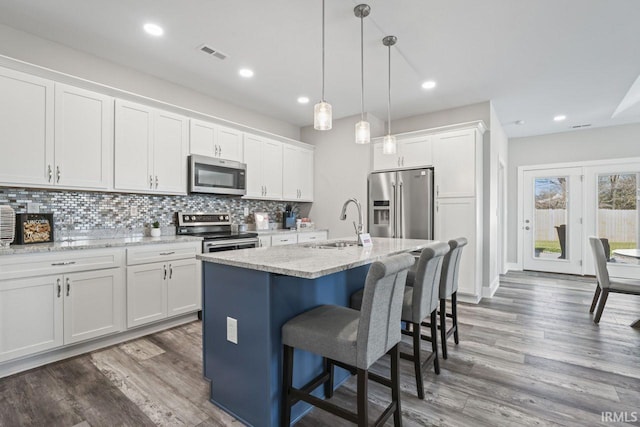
[340,198,364,245]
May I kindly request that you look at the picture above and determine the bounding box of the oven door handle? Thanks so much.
[204,238,259,250]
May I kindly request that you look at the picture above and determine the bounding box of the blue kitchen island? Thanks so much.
[197,237,431,427]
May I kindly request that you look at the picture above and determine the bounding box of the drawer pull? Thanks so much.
[57,279,61,298]
[159,251,175,256]
[51,261,76,266]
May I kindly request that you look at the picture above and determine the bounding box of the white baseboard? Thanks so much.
[0,312,199,379]
[457,293,481,304]
[506,262,522,272]
[482,276,500,298]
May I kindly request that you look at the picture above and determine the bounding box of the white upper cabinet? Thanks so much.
[432,129,478,198]
[189,119,243,162]
[0,67,54,186]
[243,134,283,200]
[283,145,314,202]
[372,136,432,171]
[54,84,113,189]
[115,99,187,194]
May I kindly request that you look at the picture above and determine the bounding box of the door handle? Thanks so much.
[164,264,167,280]
[56,166,61,183]
[155,176,159,189]
[219,145,222,156]
[159,251,175,256]
[524,226,530,230]
[169,264,173,279]
[399,182,403,238]
[214,145,218,156]
[57,278,61,298]
[66,277,70,297]
[391,181,396,238]
[150,175,153,189]
[48,165,53,182]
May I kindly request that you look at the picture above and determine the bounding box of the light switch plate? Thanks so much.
[130,206,138,216]
[27,202,40,213]
[227,317,238,344]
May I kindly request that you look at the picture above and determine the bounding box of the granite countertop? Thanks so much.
[254,228,328,235]
[0,235,203,256]
[197,237,430,279]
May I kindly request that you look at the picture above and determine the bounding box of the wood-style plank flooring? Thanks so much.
[1,271,639,426]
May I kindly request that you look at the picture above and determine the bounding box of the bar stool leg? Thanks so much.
[440,298,448,359]
[452,292,459,345]
[411,322,424,399]
[390,344,403,427]
[430,311,440,374]
[357,368,369,427]
[324,358,334,398]
[281,345,294,427]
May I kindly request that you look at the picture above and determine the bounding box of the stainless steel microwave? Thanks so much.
[189,155,247,195]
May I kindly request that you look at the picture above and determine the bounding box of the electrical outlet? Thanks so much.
[227,317,238,344]
[26,202,40,213]
[243,207,249,216]
[130,206,138,216]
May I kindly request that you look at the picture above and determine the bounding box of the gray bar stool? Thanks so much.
[281,253,414,427]
[438,237,467,359]
[351,242,449,399]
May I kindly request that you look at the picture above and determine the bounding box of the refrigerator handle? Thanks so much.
[391,181,396,238]
[399,181,403,238]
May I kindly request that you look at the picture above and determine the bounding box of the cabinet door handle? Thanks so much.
[56,166,61,183]
[159,251,175,256]
[164,265,167,280]
[57,278,61,298]
[169,264,173,279]
[219,145,222,156]
[436,184,439,197]
[155,176,159,189]
[66,277,70,297]
[48,165,53,182]
[436,201,439,213]
[51,261,76,266]
[150,175,153,189]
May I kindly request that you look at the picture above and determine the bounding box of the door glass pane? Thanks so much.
[597,173,639,264]
[534,177,568,259]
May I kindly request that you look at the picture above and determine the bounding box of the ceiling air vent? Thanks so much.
[198,44,228,60]
[571,124,592,129]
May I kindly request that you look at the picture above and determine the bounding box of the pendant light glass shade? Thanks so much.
[314,0,332,130]
[354,4,371,144]
[355,120,370,144]
[382,134,397,154]
[382,35,397,155]
[314,101,332,130]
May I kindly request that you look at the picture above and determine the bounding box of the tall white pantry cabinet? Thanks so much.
[372,122,485,301]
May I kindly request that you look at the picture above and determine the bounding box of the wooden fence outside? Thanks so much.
[535,209,637,242]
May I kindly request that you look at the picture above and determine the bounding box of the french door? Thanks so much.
[523,168,583,274]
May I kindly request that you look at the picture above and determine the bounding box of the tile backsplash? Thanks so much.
[0,187,311,239]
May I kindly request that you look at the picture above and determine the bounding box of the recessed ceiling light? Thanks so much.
[553,115,567,122]
[515,120,525,125]
[143,23,164,37]
[297,96,310,104]
[421,80,436,90]
[239,68,254,78]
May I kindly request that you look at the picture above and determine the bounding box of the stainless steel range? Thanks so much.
[176,212,259,252]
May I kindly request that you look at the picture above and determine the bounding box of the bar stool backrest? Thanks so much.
[357,252,415,369]
[439,237,468,299]
[411,242,450,323]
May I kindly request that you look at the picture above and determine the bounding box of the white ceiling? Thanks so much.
[1,0,640,138]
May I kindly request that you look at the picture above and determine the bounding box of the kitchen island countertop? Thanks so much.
[197,237,428,279]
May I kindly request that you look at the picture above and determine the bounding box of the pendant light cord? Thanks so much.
[360,13,364,121]
[387,43,391,135]
[321,0,325,102]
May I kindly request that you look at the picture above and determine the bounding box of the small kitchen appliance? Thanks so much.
[176,212,258,252]
[0,206,16,247]
[189,155,247,196]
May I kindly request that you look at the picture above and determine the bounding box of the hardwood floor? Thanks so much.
[1,271,638,426]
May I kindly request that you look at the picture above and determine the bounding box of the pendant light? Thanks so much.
[382,35,397,154]
[354,4,371,144]
[314,0,332,130]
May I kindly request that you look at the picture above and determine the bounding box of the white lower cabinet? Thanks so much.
[434,197,479,296]
[270,233,298,246]
[0,266,123,363]
[258,236,271,248]
[259,231,328,247]
[296,231,328,243]
[126,243,201,328]
[0,275,63,363]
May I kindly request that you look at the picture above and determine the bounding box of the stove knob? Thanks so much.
[184,215,189,222]
[191,216,196,221]
[225,215,229,220]
[219,215,224,221]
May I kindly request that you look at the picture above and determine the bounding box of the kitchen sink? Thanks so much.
[304,240,358,249]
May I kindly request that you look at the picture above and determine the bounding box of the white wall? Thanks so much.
[490,104,509,284]
[0,24,299,139]
[507,123,640,264]
[301,114,384,239]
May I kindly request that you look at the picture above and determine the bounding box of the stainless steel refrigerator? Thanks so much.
[368,168,434,239]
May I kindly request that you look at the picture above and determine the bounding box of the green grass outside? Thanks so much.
[534,240,636,253]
